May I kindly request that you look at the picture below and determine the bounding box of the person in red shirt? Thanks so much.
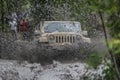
[20,19,27,32]
[20,19,28,40]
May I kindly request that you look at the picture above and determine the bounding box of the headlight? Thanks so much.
[49,35,55,40]
[76,35,81,40]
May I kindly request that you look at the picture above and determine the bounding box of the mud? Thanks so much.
[0,31,107,64]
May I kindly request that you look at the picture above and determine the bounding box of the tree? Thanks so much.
[83,0,120,79]
[0,0,5,32]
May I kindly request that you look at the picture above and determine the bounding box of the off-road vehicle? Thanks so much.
[34,21,91,51]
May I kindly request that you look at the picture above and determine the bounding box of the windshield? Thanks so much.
[44,22,81,33]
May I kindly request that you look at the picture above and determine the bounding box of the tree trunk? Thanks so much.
[99,11,120,80]
[1,0,5,32]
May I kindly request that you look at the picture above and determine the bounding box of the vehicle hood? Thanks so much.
[41,32,81,37]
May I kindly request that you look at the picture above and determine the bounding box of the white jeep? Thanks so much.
[34,21,91,51]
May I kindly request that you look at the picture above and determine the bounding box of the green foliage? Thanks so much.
[83,0,120,79]
[85,0,120,38]
[102,63,117,80]
[107,15,120,37]
[109,39,120,55]
[85,0,118,13]
[86,53,102,69]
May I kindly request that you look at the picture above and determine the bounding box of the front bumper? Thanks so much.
[49,43,80,51]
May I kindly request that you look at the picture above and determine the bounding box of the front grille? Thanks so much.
[55,35,75,43]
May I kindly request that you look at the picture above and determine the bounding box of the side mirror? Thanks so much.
[82,31,88,36]
[34,30,42,36]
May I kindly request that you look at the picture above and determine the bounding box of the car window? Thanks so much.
[44,22,80,33]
